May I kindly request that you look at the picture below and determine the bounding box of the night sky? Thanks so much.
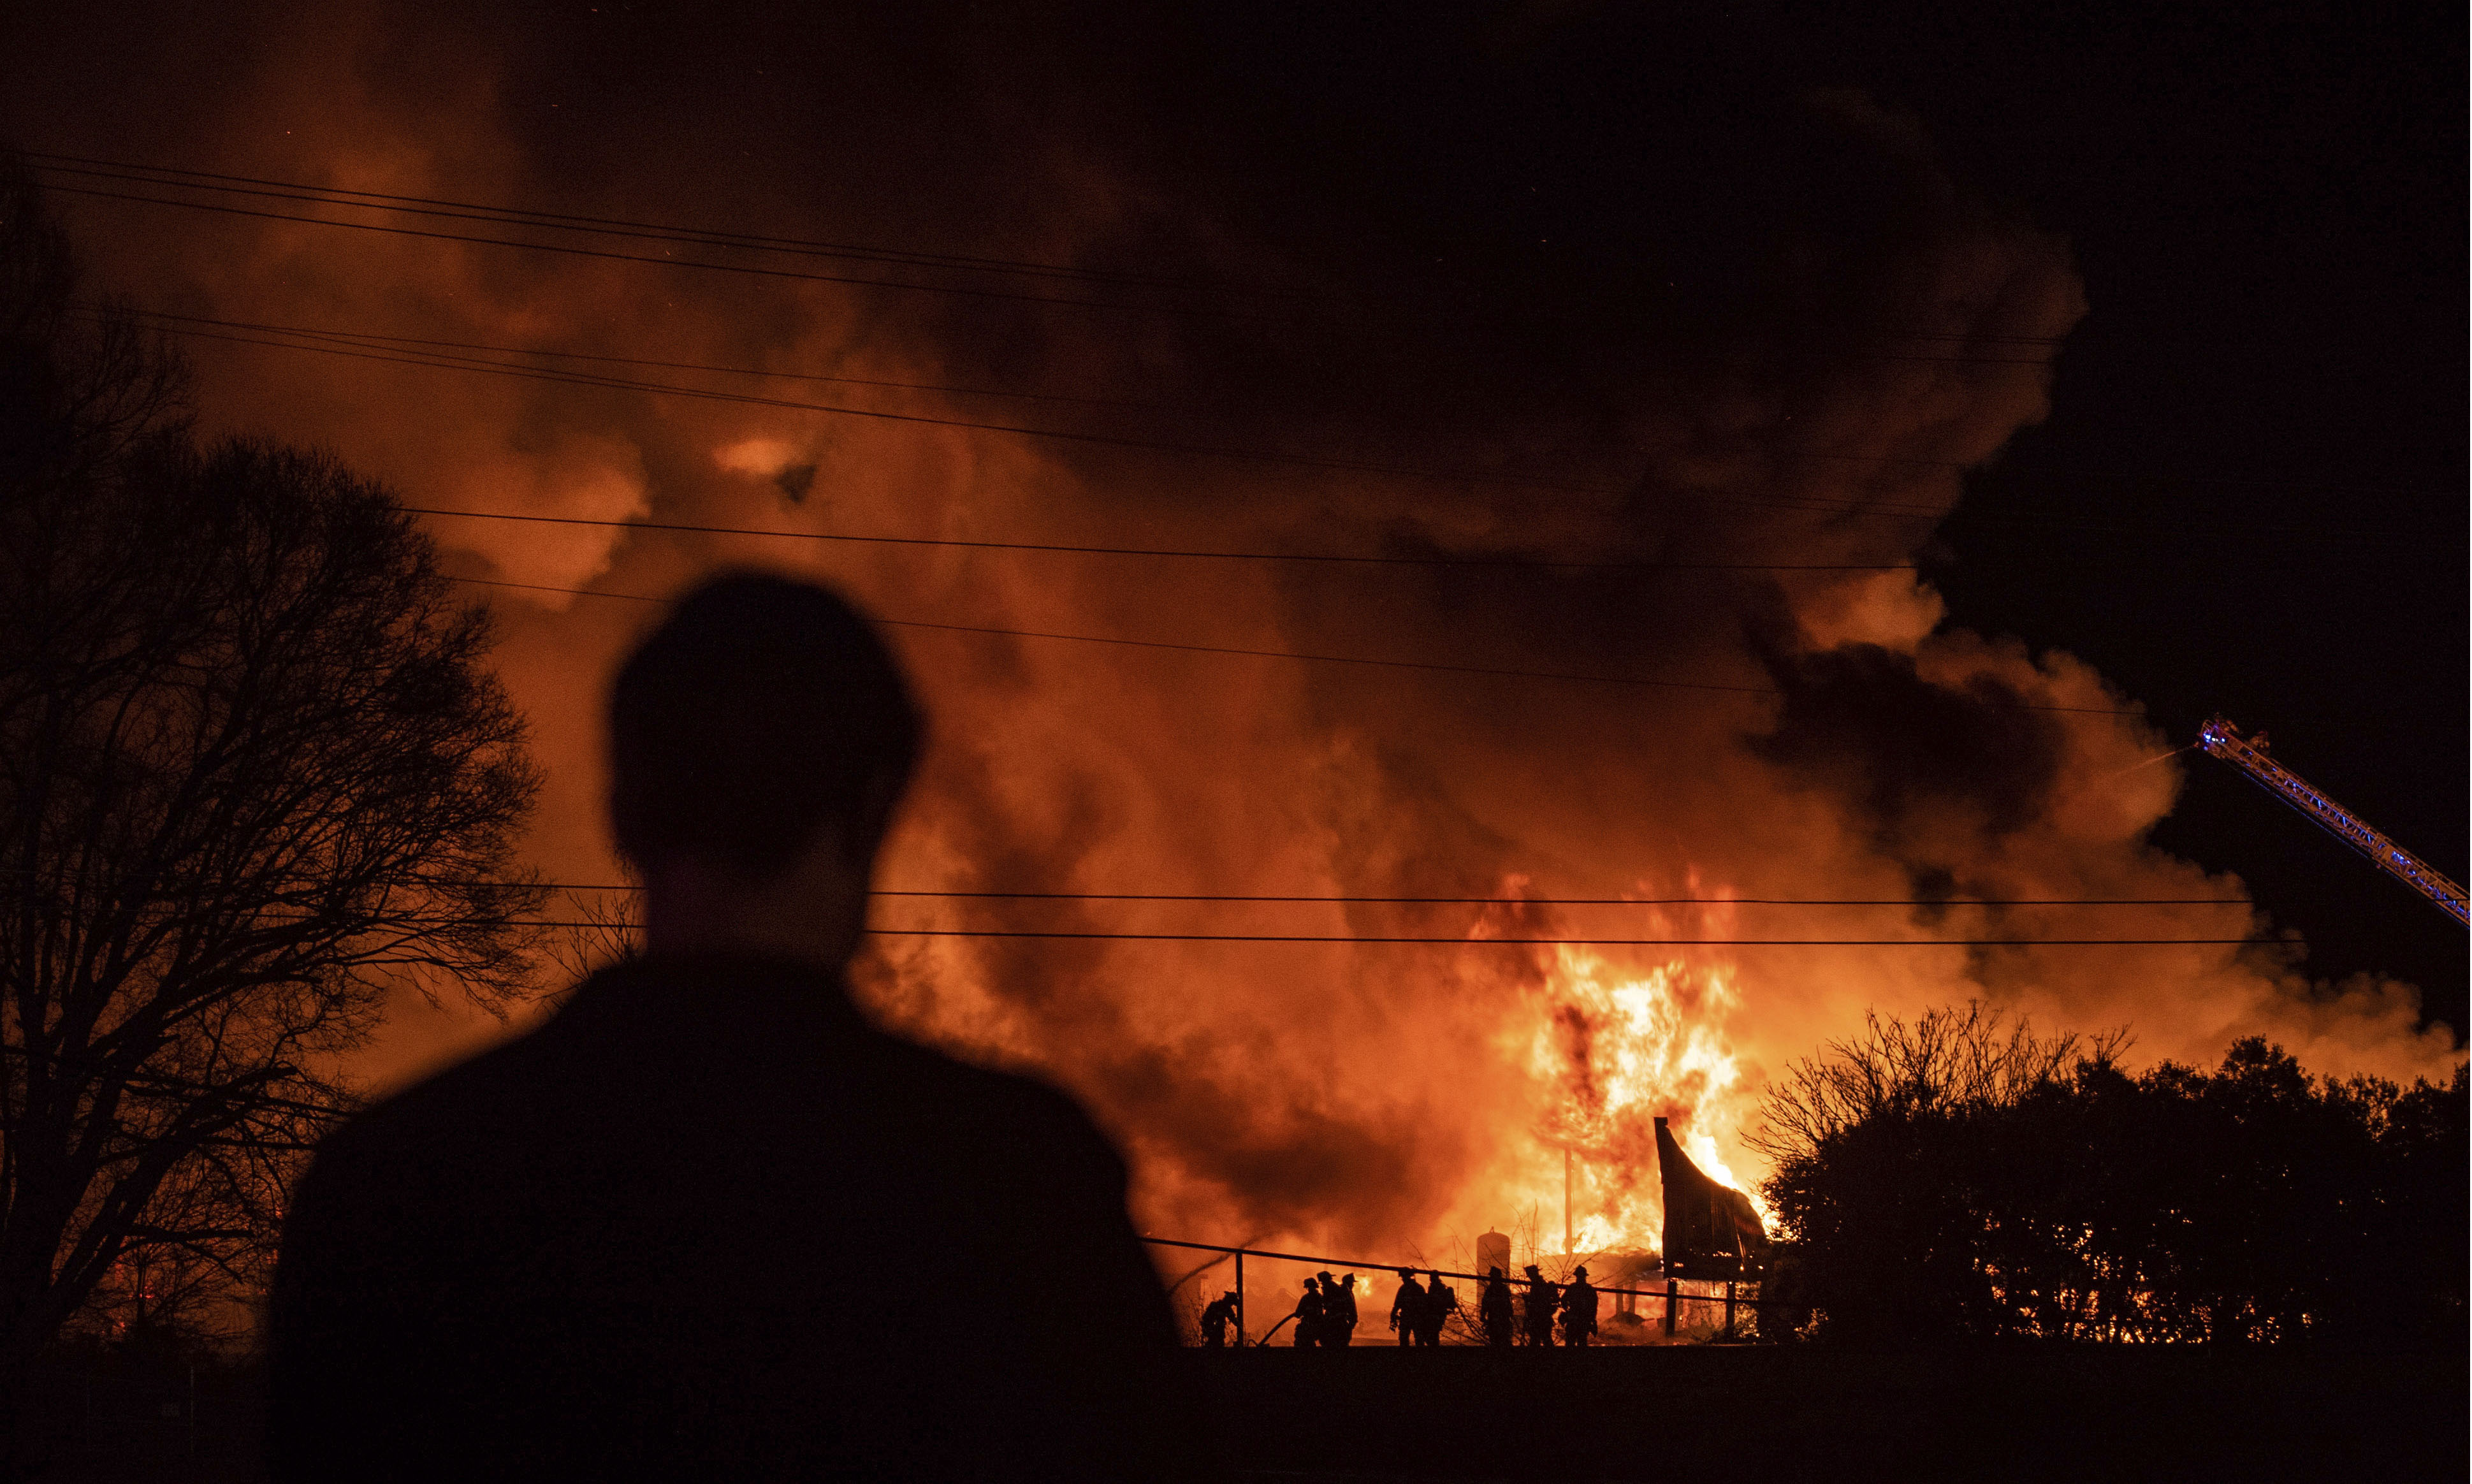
[5,0,2461,1085]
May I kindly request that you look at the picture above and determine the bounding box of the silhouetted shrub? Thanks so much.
[1751,1005,2466,1345]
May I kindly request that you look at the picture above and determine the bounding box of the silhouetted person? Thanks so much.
[1560,1265,1599,1348]
[1389,1269,1426,1346]
[1522,1265,1559,1347]
[1292,1277,1325,1346]
[266,574,1199,1483]
[1327,1273,1360,1346]
[1416,1269,1456,1346]
[1480,1267,1516,1348]
[1199,1291,1239,1349]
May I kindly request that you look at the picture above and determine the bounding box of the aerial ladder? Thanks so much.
[2195,717,2468,928]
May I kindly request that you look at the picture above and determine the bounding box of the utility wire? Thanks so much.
[99,307,2419,545]
[104,307,1156,411]
[36,178,1284,320]
[448,578,1780,695]
[0,862,2232,904]
[81,309,2031,514]
[449,576,2140,716]
[31,156,2078,356]
[523,921,2257,945]
[40,158,2466,512]
[412,504,1906,572]
[98,308,1975,525]
[529,882,2242,905]
[40,168,2102,370]
[25,151,1317,297]
[115,312,1780,509]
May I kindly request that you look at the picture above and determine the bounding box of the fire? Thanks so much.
[53,32,2462,1267]
[1497,942,1768,1256]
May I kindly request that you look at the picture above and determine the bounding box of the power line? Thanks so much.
[0,866,2234,905]
[35,156,2461,521]
[98,308,1863,514]
[107,308,2420,547]
[71,317,2146,710]
[450,576,2140,715]
[447,578,1780,695]
[410,504,1907,571]
[104,307,1156,411]
[531,880,2254,905]
[29,156,2081,359]
[101,308,2033,497]
[13,157,2104,356]
[37,178,1285,321]
[25,151,1316,298]
[38,168,2116,374]
[522,921,2257,945]
[116,312,1769,509]
[39,170,2081,367]
[96,309,1996,527]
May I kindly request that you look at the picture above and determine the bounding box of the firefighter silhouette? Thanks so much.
[1388,1269,1426,1346]
[1325,1273,1360,1346]
[1199,1290,1239,1348]
[1291,1276,1324,1346]
[1521,1265,1559,1347]
[1479,1267,1515,1348]
[1559,1265,1599,1347]
[1416,1269,1457,1347]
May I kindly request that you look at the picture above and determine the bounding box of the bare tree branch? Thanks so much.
[1,168,546,1383]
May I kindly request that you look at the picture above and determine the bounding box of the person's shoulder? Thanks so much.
[303,1015,569,1191]
[875,1033,1120,1163]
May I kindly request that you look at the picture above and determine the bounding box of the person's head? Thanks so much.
[608,573,923,967]
[1488,1266,1502,1279]
[1302,1277,1318,1292]
[1574,1265,1589,1281]
[1523,1265,1541,1277]
[1427,1270,1441,1282]
[1396,1268,1414,1281]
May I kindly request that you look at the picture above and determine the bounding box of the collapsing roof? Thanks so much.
[1655,1117,1770,1281]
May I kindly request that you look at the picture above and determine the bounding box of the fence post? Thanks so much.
[1235,1249,1246,1347]
[1663,1277,1676,1337]
[1723,1281,1736,1341]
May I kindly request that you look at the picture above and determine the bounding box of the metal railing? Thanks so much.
[1142,1235,1766,1345]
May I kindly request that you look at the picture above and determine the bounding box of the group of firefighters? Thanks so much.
[1197,1263,1602,1349]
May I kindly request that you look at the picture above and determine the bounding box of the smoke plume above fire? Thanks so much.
[17,3,2457,1263]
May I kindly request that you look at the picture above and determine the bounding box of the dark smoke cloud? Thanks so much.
[1751,641,2069,851]
[11,1,2454,1260]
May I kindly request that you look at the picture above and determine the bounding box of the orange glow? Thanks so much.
[41,21,2462,1276]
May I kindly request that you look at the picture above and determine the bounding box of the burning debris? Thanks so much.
[1655,1117,1771,1283]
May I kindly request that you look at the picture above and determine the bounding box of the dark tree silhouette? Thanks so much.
[0,166,546,1427]
[1751,1004,2467,1345]
[542,880,642,991]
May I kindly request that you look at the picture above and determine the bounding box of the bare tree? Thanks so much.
[542,880,643,993]
[0,171,546,1426]
[1746,1001,2122,1168]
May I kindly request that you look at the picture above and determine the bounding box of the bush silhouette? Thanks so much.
[1752,1006,2466,1344]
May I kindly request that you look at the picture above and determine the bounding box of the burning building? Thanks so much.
[1655,1116,1770,1283]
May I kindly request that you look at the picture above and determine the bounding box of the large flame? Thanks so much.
[1502,941,1762,1256]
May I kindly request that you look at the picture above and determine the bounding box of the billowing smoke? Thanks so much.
[19,3,2456,1263]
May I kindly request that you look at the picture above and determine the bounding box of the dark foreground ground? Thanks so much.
[21,1343,2468,1481]
[1184,1344,2469,1483]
